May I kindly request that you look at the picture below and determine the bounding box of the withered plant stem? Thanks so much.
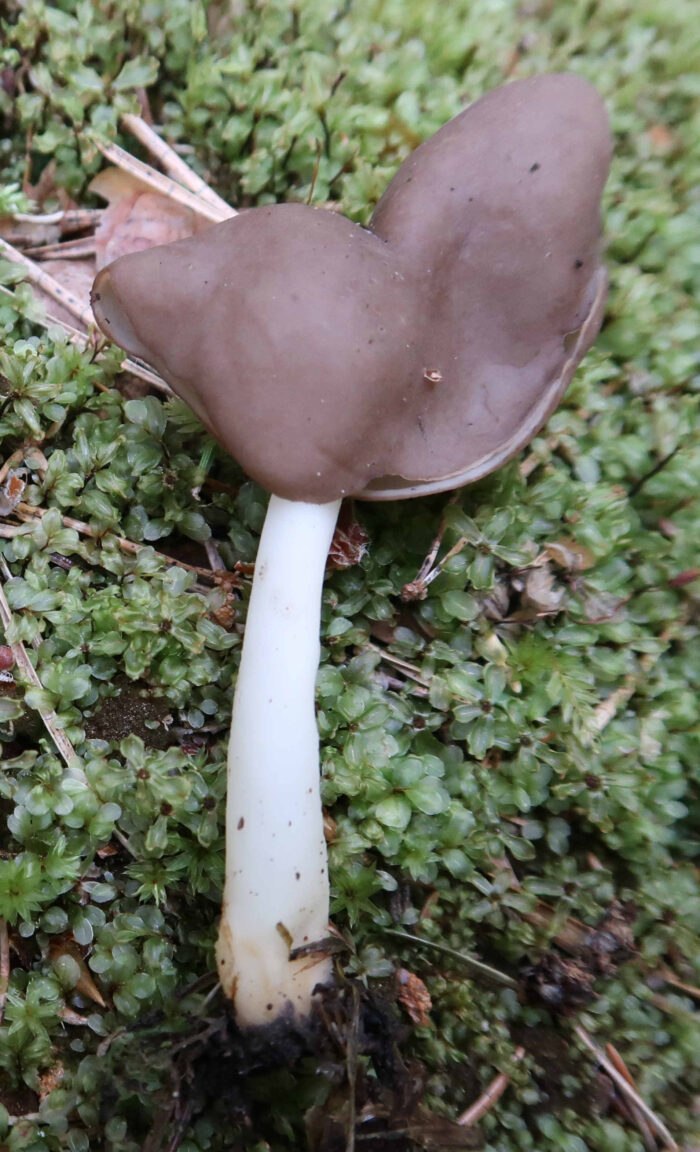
[91,138,231,224]
[121,113,234,215]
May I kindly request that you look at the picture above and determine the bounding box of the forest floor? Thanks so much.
[0,1,698,1150]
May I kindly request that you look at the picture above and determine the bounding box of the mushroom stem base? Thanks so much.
[216,494,341,1027]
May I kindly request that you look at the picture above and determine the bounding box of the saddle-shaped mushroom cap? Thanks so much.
[92,73,611,504]
[90,72,613,1032]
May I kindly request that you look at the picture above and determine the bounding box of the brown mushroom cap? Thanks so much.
[91,73,612,504]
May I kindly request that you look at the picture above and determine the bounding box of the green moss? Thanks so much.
[0,0,698,1148]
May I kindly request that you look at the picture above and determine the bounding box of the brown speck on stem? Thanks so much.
[237,817,245,830]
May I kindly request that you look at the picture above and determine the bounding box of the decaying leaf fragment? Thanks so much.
[396,966,432,1026]
[91,168,210,270]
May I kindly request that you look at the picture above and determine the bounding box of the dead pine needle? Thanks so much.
[0,554,135,854]
[121,113,233,215]
[0,558,86,779]
[383,928,518,989]
[364,642,431,691]
[401,493,460,601]
[573,1025,678,1151]
[0,280,170,393]
[0,236,94,327]
[605,1043,659,1152]
[90,137,231,224]
[0,917,9,1028]
[457,1047,525,1127]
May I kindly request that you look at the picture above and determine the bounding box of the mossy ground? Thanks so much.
[0,1,698,1149]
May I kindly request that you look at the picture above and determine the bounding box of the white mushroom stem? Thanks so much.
[216,494,341,1027]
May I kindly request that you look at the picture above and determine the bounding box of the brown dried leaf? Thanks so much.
[91,168,209,270]
[49,935,106,1008]
[323,810,338,843]
[396,967,432,1026]
[37,1062,65,1100]
[582,588,628,623]
[521,565,566,613]
[649,123,676,154]
[60,1006,90,1026]
[96,842,118,858]
[0,470,27,516]
[326,505,369,570]
[210,592,237,630]
[583,900,636,975]
[23,160,65,210]
[480,581,510,621]
[544,537,595,571]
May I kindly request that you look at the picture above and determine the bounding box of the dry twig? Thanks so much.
[364,642,431,694]
[457,1048,526,1127]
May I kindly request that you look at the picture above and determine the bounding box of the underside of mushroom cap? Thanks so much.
[91,73,612,504]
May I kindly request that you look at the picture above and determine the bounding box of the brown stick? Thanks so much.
[121,113,234,215]
[457,1047,525,1126]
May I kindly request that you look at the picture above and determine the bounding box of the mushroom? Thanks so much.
[91,73,612,1030]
